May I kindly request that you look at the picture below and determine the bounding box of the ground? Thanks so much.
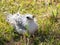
[0,0,60,45]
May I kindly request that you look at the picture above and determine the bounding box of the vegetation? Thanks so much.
[0,0,60,45]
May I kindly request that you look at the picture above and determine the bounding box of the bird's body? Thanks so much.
[27,20,38,34]
[21,14,38,34]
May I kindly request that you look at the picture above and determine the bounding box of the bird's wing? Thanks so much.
[15,19,27,34]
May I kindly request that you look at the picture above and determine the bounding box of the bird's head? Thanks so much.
[25,14,35,21]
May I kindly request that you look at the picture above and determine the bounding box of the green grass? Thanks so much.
[0,0,60,45]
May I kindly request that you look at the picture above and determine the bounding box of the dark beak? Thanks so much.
[33,15,35,18]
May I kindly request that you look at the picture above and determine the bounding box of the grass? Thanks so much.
[0,0,60,45]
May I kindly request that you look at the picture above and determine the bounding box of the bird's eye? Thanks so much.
[26,17,30,19]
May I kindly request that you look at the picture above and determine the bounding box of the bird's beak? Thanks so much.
[33,15,35,18]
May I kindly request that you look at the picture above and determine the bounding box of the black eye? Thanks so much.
[26,17,30,19]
